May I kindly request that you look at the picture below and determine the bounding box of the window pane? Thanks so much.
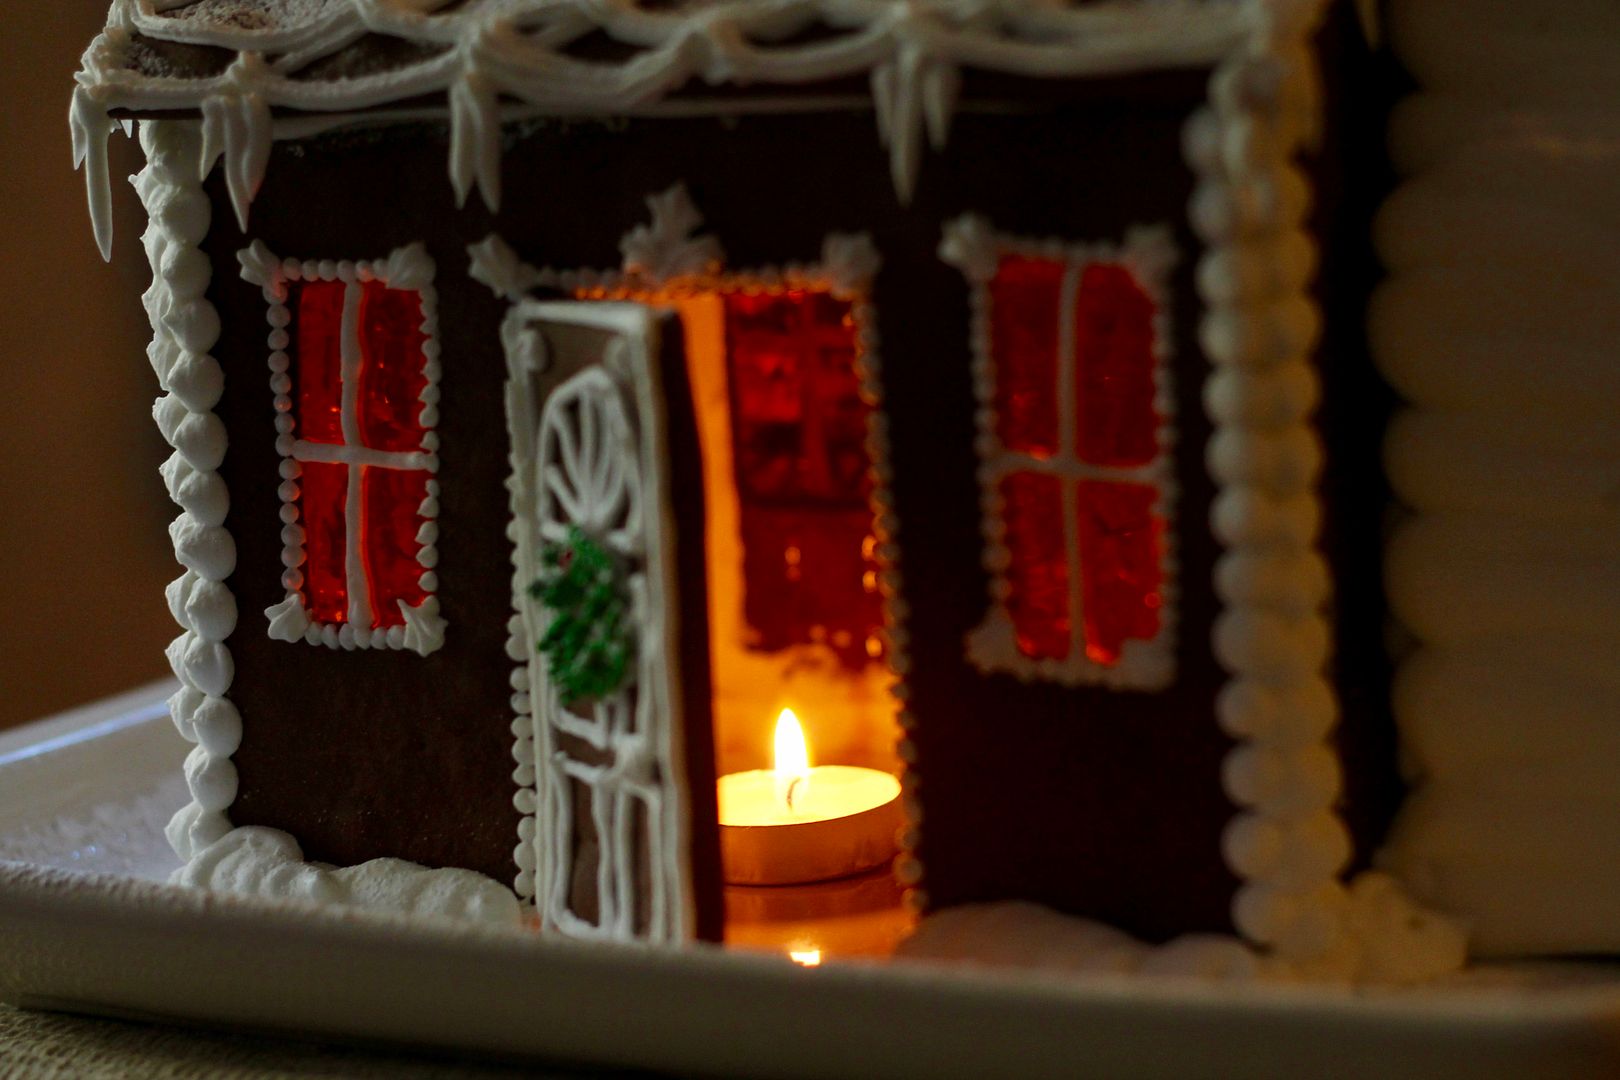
[297,460,349,625]
[723,290,867,503]
[1000,470,1070,660]
[356,281,430,453]
[292,280,347,445]
[723,289,877,665]
[361,465,430,629]
[737,506,882,663]
[1074,263,1159,467]
[1076,480,1163,665]
[989,255,1063,458]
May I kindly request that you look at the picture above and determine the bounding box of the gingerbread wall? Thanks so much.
[202,54,1395,928]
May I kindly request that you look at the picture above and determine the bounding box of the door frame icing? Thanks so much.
[502,299,702,944]
[478,190,895,938]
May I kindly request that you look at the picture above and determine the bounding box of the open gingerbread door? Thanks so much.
[503,300,721,944]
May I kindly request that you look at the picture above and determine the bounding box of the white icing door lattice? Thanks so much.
[502,300,718,945]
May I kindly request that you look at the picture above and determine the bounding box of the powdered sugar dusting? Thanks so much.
[153,0,356,34]
[0,774,187,882]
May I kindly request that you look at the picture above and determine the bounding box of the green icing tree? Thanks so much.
[530,527,635,706]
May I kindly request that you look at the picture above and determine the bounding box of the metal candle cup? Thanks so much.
[717,765,902,885]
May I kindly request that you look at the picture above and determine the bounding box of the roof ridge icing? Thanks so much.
[72,0,1322,257]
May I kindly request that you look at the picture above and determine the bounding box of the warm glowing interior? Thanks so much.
[580,284,901,779]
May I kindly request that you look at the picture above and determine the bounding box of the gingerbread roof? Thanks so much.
[73,0,1322,256]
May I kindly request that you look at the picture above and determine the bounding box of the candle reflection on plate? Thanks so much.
[724,865,913,964]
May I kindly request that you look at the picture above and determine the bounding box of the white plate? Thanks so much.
[2,683,1619,1079]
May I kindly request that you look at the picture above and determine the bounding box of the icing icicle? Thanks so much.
[449,66,502,211]
[200,55,274,232]
[70,86,118,261]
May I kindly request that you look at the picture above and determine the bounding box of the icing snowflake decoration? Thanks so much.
[619,185,724,288]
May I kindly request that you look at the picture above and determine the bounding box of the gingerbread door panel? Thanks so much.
[503,300,719,944]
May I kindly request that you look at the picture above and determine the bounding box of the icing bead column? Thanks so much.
[1187,7,1463,982]
[134,121,243,863]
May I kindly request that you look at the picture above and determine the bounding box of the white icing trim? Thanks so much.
[257,93,1071,165]
[70,84,125,261]
[1183,7,1464,981]
[137,120,242,866]
[502,300,697,943]
[175,825,523,926]
[199,54,274,233]
[470,190,885,305]
[237,240,447,657]
[618,184,724,288]
[469,233,542,304]
[500,309,542,904]
[75,0,1271,257]
[898,878,1454,983]
[479,186,900,929]
[940,215,1181,691]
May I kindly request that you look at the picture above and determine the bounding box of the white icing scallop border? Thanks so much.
[237,240,447,657]
[471,185,901,910]
[138,119,243,866]
[1181,9,1464,981]
[940,215,1181,691]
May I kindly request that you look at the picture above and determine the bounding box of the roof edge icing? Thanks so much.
[72,0,1328,256]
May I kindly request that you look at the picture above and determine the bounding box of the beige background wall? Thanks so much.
[0,5,175,729]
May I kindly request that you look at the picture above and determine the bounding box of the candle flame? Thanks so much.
[774,707,811,811]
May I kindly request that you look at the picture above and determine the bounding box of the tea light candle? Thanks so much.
[717,708,902,886]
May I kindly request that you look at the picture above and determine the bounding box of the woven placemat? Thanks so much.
[0,1004,628,1079]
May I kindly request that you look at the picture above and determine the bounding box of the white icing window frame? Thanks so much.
[237,240,447,657]
[941,215,1180,691]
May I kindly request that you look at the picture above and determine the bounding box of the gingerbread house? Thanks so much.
[73,0,1477,979]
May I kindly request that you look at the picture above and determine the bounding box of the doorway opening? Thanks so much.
[579,278,901,781]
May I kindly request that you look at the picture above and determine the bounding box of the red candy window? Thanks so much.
[951,222,1176,688]
[723,289,881,667]
[250,245,445,655]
